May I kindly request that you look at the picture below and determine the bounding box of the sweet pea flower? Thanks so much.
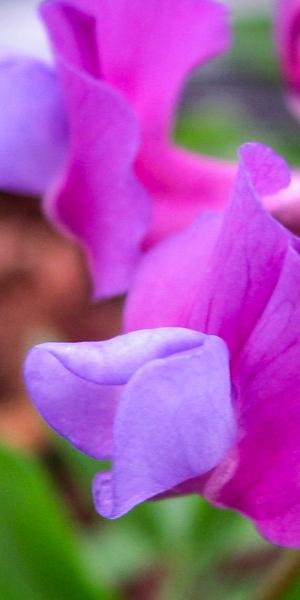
[25,142,300,547]
[0,0,236,297]
[124,141,300,547]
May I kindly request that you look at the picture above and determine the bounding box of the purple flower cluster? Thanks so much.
[2,0,300,546]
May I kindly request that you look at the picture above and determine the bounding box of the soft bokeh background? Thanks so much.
[1,1,300,599]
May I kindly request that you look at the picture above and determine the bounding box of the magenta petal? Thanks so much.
[240,143,290,196]
[124,212,222,331]
[41,0,233,248]
[184,144,291,356]
[0,57,68,195]
[42,0,230,136]
[125,143,291,346]
[44,67,149,298]
[24,328,204,459]
[41,2,150,297]
[257,507,300,548]
[84,0,231,138]
[138,144,236,246]
[93,335,235,518]
[90,0,233,240]
[206,246,300,546]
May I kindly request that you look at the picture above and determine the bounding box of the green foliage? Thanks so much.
[0,445,118,600]
[55,438,270,598]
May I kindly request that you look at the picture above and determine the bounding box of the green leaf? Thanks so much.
[0,445,119,600]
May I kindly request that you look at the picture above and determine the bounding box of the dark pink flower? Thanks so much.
[25,143,300,546]
[124,142,300,546]
[0,0,233,296]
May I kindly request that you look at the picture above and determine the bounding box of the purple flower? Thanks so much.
[25,142,300,546]
[0,0,234,296]
[25,328,236,518]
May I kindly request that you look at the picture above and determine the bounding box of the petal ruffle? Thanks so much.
[91,0,233,240]
[187,144,291,357]
[76,0,231,139]
[41,1,150,297]
[24,328,204,459]
[126,144,292,359]
[93,334,235,518]
[125,144,290,338]
[0,57,67,195]
[43,0,233,245]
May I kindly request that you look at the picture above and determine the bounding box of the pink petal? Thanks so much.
[206,246,300,547]
[91,0,233,241]
[125,143,291,358]
[41,2,150,297]
[138,143,236,246]
[84,0,231,139]
[124,211,222,331]
[257,507,300,548]
[186,144,291,357]
[47,0,234,243]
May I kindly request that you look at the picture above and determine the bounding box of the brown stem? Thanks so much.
[255,550,300,600]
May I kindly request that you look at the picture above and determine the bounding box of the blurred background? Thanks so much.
[1,1,300,599]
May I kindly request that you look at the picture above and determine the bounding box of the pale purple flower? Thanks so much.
[25,328,236,518]
[0,0,234,296]
[25,142,300,547]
